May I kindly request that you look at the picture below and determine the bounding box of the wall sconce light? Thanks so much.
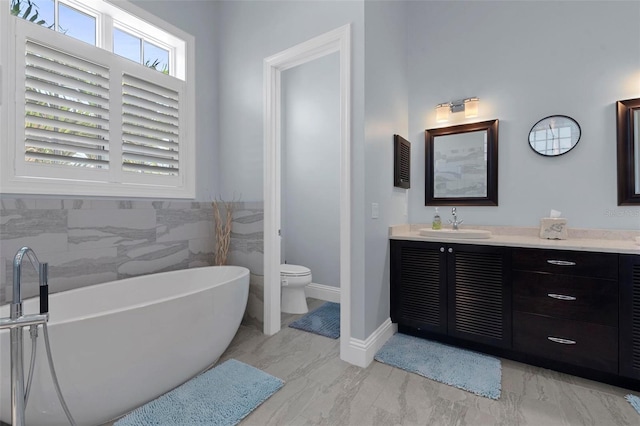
[435,97,480,122]
[464,97,479,118]
[435,103,450,123]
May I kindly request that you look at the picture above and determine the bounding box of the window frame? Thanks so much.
[56,0,101,46]
[0,0,196,199]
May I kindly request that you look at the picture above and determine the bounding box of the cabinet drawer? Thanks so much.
[513,311,618,374]
[513,270,618,326]
[512,248,617,279]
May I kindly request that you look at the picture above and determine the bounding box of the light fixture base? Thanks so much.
[450,100,465,113]
[434,97,480,122]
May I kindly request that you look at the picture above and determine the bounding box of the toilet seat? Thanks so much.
[280,264,311,277]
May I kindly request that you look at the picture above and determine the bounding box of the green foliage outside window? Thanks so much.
[10,0,167,73]
[11,0,51,27]
[144,58,169,75]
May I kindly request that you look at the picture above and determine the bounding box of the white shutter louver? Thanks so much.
[24,40,110,168]
[122,74,179,176]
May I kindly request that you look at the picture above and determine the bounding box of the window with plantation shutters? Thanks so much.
[1,0,195,198]
[24,40,110,170]
[121,74,179,176]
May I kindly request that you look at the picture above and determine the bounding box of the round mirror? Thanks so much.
[528,115,581,157]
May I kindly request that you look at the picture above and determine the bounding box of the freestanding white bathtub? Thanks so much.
[0,265,250,426]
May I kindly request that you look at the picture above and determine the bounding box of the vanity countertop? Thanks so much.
[389,224,640,255]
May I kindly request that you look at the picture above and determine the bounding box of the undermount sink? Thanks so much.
[419,228,492,239]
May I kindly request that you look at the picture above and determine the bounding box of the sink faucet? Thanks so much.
[5,247,49,426]
[449,207,464,230]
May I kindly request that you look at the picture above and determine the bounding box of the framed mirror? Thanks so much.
[425,119,499,206]
[617,98,640,205]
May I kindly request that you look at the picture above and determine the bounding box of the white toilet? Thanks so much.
[280,264,312,314]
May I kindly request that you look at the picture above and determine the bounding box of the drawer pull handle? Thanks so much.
[547,293,577,301]
[548,336,576,345]
[547,260,576,266]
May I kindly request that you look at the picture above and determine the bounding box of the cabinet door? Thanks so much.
[391,240,447,335]
[447,244,511,348]
[620,254,640,379]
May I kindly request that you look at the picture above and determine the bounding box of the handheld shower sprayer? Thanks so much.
[39,262,49,314]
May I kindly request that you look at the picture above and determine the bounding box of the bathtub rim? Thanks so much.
[0,265,249,327]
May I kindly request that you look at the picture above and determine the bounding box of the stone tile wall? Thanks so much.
[0,198,265,327]
[226,202,265,330]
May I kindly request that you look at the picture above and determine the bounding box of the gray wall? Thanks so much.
[0,198,215,303]
[407,0,640,229]
[363,0,409,337]
[216,0,369,339]
[281,53,341,288]
[128,0,219,201]
[0,198,263,309]
[216,0,365,198]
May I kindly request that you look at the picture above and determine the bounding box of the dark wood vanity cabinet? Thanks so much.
[390,240,511,348]
[620,254,640,380]
[511,248,619,374]
[391,238,640,388]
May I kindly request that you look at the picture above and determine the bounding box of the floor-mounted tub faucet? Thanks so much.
[12,246,49,318]
[0,247,49,426]
[449,207,464,230]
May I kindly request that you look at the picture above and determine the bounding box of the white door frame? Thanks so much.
[263,24,351,355]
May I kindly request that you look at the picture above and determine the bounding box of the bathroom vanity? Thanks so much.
[390,225,640,389]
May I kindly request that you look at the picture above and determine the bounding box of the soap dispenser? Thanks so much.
[432,207,442,230]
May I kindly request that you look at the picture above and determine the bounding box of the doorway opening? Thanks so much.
[263,24,351,358]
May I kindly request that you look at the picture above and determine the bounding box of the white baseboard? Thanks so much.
[305,283,340,303]
[340,318,396,368]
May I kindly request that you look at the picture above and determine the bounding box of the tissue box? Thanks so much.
[539,218,568,240]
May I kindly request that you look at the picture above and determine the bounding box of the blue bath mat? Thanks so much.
[288,301,340,339]
[114,359,284,426]
[375,333,502,400]
[626,394,640,415]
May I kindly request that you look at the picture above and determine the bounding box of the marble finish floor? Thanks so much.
[224,310,640,425]
[101,299,639,426]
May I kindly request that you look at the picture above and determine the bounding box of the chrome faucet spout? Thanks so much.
[12,247,43,315]
[448,207,464,230]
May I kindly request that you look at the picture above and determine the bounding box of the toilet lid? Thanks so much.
[280,264,311,277]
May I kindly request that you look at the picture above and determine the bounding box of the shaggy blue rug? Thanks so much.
[288,302,340,339]
[626,394,640,415]
[114,359,284,426]
[375,333,502,400]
